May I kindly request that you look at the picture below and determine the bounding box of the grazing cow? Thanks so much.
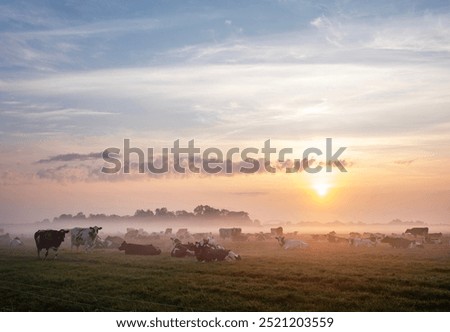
[270,227,283,237]
[10,237,23,248]
[349,238,375,247]
[0,233,12,246]
[405,227,429,237]
[34,229,69,259]
[275,236,308,249]
[70,226,102,251]
[118,241,161,255]
[381,236,412,248]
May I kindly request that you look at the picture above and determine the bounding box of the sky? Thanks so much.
[0,0,449,224]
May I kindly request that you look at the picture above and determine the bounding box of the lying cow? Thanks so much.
[71,226,102,252]
[118,241,161,255]
[193,241,241,262]
[10,237,24,248]
[170,238,196,258]
[34,229,69,259]
[349,238,376,247]
[194,242,230,262]
[104,236,125,248]
[276,236,309,249]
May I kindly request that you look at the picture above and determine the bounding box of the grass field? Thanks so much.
[1,240,450,312]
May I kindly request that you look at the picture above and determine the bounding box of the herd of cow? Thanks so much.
[0,225,447,261]
[31,226,242,262]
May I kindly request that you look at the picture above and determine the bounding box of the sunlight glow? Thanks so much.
[314,183,330,197]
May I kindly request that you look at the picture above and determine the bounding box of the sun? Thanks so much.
[313,183,330,197]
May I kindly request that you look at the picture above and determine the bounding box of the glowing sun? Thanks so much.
[313,183,330,197]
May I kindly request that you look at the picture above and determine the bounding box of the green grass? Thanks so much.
[1,241,449,311]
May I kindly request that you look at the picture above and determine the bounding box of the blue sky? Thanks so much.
[1,1,450,223]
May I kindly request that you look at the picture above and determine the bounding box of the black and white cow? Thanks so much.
[170,238,196,258]
[70,226,102,251]
[34,229,69,259]
[193,241,241,262]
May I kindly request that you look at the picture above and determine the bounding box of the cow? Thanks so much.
[193,242,230,262]
[70,226,102,251]
[0,233,12,246]
[10,237,23,248]
[226,251,242,261]
[176,228,190,239]
[425,233,443,244]
[311,234,327,241]
[34,229,69,259]
[170,238,196,258]
[270,227,283,237]
[327,232,348,243]
[405,227,429,237]
[349,238,375,247]
[219,228,242,239]
[275,236,308,249]
[104,236,125,248]
[381,236,412,248]
[118,241,161,255]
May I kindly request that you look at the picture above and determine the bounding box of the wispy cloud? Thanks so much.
[37,152,105,164]
[3,108,115,120]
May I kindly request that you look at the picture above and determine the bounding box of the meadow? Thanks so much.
[1,239,449,312]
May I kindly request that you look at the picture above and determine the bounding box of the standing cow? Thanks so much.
[381,236,412,248]
[34,229,69,259]
[405,227,429,237]
[71,226,102,252]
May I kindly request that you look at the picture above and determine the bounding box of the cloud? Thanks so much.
[1,4,449,173]
[3,107,115,120]
[32,150,351,183]
[37,152,106,164]
[394,159,416,166]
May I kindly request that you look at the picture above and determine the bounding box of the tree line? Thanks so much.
[50,205,258,225]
